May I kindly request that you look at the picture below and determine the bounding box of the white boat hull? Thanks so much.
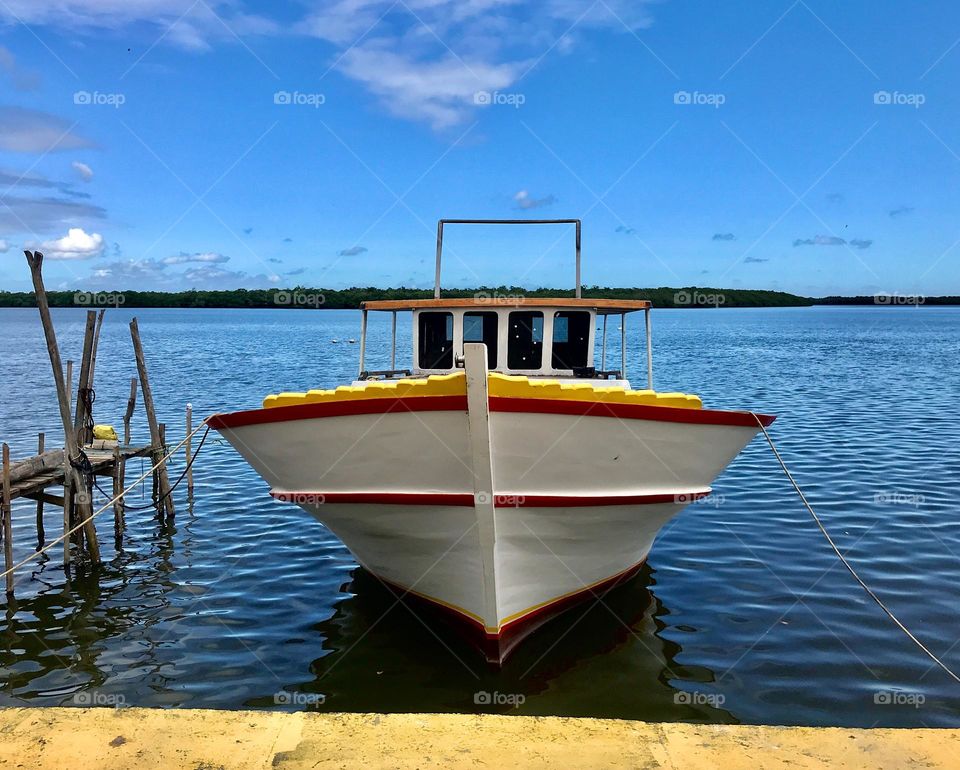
[211,349,771,662]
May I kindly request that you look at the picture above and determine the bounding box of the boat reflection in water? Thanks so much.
[254,564,736,723]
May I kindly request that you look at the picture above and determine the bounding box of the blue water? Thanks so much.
[0,305,958,726]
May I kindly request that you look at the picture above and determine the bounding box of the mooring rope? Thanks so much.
[752,413,960,684]
[94,426,210,512]
[0,417,210,582]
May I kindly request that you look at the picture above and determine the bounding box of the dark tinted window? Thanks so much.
[418,312,453,369]
[463,312,498,367]
[507,311,543,369]
[551,311,591,369]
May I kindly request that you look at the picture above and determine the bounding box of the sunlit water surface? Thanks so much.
[0,306,958,726]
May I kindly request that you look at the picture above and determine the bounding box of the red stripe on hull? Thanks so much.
[271,491,474,506]
[270,490,711,507]
[210,393,774,430]
[209,394,467,429]
[490,396,776,428]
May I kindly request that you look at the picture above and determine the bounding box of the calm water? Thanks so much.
[0,306,958,726]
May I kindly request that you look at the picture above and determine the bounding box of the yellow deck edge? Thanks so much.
[263,372,702,410]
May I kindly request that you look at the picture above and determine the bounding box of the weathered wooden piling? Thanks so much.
[35,433,45,547]
[156,423,167,511]
[1,255,189,591]
[74,311,96,448]
[2,443,12,594]
[124,378,138,446]
[130,318,174,518]
[112,445,124,527]
[24,251,100,564]
[88,308,105,386]
[185,404,194,494]
[65,361,73,412]
[61,459,71,567]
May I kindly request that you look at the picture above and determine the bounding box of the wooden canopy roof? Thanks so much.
[361,297,651,313]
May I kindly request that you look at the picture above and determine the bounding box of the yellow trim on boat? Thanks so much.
[384,559,647,634]
[487,372,701,410]
[263,372,701,410]
[263,372,466,408]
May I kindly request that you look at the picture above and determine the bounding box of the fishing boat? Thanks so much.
[210,219,775,663]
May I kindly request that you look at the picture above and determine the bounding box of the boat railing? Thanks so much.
[434,219,581,299]
[359,368,413,381]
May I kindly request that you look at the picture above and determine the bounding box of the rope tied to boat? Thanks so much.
[752,413,960,685]
[0,418,211,583]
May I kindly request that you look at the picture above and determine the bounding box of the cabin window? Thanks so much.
[507,311,544,369]
[463,312,498,367]
[551,311,591,370]
[418,312,453,369]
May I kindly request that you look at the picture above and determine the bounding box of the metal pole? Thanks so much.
[645,307,653,391]
[620,312,627,380]
[575,220,581,298]
[601,314,607,370]
[358,309,368,379]
[390,311,397,370]
[434,221,444,299]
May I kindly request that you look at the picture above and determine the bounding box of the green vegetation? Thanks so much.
[0,286,814,309]
[0,287,957,309]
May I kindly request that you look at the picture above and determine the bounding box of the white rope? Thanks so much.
[753,413,960,684]
[1,418,209,582]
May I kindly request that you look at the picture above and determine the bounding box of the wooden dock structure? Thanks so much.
[7,444,153,508]
[0,250,195,597]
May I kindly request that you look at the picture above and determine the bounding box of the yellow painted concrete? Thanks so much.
[1,708,957,769]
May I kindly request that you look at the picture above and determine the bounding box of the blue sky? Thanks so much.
[0,0,958,296]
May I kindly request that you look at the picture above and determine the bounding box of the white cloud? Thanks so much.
[0,107,95,153]
[0,1,660,128]
[40,227,105,259]
[0,1,278,52]
[0,45,41,90]
[0,195,105,236]
[0,239,9,253]
[85,253,278,289]
[72,161,94,182]
[299,1,658,127]
[340,45,522,129]
[514,190,556,209]
[162,251,230,265]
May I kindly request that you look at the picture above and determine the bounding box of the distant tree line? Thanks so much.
[0,286,814,309]
[0,286,956,309]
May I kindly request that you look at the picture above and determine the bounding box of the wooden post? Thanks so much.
[62,459,71,567]
[124,378,138,446]
[185,404,194,494]
[23,251,99,564]
[74,311,97,448]
[65,360,73,412]
[2,443,13,595]
[88,308,105,386]
[35,433,45,547]
[156,423,167,516]
[112,445,124,527]
[130,318,174,517]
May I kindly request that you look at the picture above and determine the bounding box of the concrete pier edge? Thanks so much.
[1,708,957,769]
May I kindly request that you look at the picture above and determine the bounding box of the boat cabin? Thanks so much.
[356,220,654,387]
